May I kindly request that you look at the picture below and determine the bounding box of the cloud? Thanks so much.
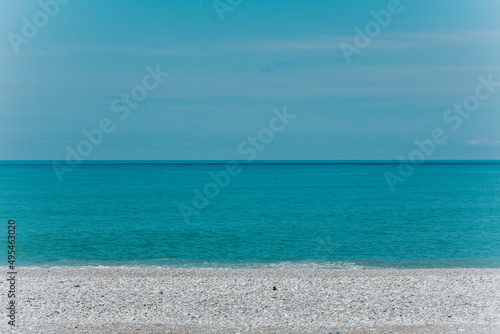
[261,61,295,73]
[223,36,343,52]
[465,138,500,146]
[7,29,498,59]
[221,30,500,53]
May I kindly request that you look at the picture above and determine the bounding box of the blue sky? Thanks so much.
[1,0,499,160]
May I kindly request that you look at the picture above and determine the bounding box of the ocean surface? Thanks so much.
[1,161,500,269]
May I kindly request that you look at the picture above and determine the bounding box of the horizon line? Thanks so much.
[1,159,500,165]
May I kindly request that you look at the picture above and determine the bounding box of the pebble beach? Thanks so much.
[2,267,499,333]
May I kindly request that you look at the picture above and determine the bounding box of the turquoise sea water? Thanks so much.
[1,161,500,268]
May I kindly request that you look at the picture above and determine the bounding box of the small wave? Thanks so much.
[17,260,371,270]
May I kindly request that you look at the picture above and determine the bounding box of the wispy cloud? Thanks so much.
[69,45,196,56]
[222,36,343,52]
[261,61,295,73]
[365,29,500,49]
[221,29,500,53]
[465,138,500,146]
[5,29,498,58]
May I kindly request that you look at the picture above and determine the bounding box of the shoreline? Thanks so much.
[2,267,499,333]
[12,262,500,269]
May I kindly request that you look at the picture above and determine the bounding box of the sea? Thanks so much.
[1,161,499,269]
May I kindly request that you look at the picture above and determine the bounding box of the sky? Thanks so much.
[0,0,499,160]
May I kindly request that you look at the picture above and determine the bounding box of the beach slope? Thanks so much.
[3,267,500,333]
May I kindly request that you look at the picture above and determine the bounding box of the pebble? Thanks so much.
[0,267,499,333]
